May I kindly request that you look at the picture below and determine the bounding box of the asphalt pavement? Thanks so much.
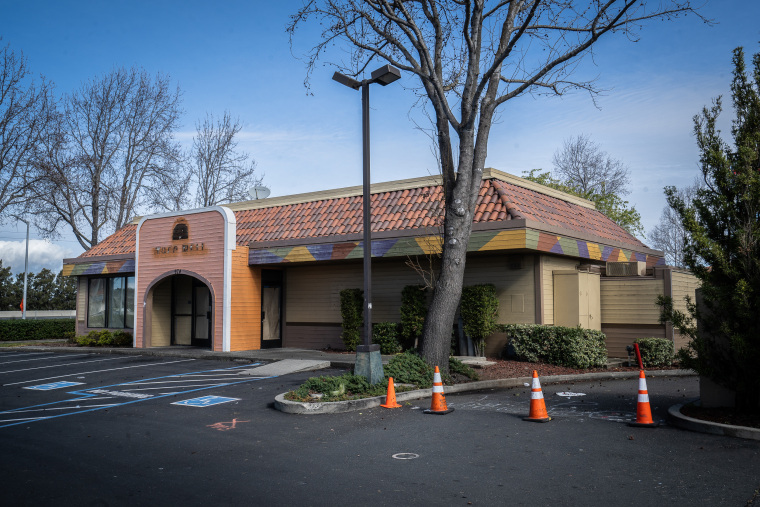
[1,348,759,506]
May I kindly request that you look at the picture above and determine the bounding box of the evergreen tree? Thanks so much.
[663,47,760,413]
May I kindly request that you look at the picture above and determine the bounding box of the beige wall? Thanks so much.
[150,278,172,347]
[541,255,579,325]
[670,269,700,351]
[600,278,665,325]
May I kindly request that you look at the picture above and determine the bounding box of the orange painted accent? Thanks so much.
[229,246,262,351]
[380,377,402,409]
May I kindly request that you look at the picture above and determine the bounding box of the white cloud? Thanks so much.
[0,240,76,275]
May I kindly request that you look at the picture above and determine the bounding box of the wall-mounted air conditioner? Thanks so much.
[606,261,647,277]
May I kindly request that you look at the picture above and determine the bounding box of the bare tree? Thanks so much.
[553,134,630,196]
[191,111,260,207]
[33,67,182,250]
[649,182,699,267]
[290,0,702,371]
[0,42,55,222]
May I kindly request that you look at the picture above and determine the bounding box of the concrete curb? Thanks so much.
[274,369,695,415]
[668,402,760,441]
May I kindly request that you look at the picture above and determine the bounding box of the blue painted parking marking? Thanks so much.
[172,395,240,407]
[24,381,84,391]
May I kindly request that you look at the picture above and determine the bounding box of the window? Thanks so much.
[88,276,135,329]
[173,222,188,240]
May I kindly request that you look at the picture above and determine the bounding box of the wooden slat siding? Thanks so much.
[602,324,666,358]
[285,260,424,324]
[230,247,261,351]
[283,323,343,349]
[135,211,226,349]
[542,255,579,325]
[600,278,665,325]
[151,278,172,346]
[671,270,700,351]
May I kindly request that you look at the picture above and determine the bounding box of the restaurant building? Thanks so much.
[63,169,696,357]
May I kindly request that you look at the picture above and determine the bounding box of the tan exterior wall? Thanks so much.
[600,278,665,325]
[230,247,261,351]
[283,254,535,354]
[602,324,666,358]
[150,278,172,347]
[671,270,701,352]
[136,210,226,350]
[542,255,579,325]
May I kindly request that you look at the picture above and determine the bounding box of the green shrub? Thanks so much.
[383,351,435,388]
[501,324,607,369]
[288,373,386,402]
[74,330,132,347]
[339,288,363,351]
[460,284,499,356]
[400,285,427,350]
[449,357,480,381]
[372,322,402,355]
[0,319,75,341]
[634,337,675,367]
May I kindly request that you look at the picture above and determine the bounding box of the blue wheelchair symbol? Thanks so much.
[172,395,240,407]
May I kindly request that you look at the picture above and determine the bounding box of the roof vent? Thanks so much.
[606,261,647,277]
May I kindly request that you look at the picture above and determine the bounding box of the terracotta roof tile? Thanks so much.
[76,176,647,259]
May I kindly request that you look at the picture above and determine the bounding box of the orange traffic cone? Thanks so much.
[524,370,551,422]
[380,377,402,409]
[629,370,658,427]
[424,366,454,415]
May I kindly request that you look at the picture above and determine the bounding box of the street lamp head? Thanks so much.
[332,71,362,90]
[370,64,401,86]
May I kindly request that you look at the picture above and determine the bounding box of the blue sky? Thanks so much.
[1,0,759,274]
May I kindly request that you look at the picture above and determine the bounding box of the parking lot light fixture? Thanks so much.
[333,64,401,384]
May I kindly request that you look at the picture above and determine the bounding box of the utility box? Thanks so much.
[553,270,601,330]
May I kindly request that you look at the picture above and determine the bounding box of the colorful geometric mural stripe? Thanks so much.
[61,259,135,277]
[248,229,666,267]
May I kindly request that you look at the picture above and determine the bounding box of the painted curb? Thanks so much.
[668,402,760,441]
[274,369,695,415]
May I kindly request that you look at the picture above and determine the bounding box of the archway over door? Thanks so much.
[144,272,214,349]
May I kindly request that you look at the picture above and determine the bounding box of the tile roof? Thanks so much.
[77,172,647,259]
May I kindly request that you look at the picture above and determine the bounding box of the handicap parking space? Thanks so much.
[0,350,296,430]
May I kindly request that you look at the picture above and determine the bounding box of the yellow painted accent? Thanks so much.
[481,230,526,251]
[587,243,602,260]
[284,246,316,263]
[61,265,74,277]
[415,236,443,255]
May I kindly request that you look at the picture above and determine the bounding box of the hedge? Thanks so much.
[500,323,608,369]
[634,337,675,367]
[0,319,75,341]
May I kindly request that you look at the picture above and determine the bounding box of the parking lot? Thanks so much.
[1,350,759,506]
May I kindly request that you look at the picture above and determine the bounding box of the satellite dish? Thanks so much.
[248,185,271,200]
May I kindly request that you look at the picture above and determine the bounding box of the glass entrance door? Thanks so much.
[261,270,283,348]
[192,283,212,347]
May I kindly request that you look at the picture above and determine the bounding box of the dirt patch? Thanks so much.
[680,403,760,429]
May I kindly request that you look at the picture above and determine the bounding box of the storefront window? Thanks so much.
[87,275,135,329]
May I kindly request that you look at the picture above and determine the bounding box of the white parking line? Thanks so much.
[0,357,124,375]
[0,354,91,366]
[2,359,196,386]
[121,383,230,391]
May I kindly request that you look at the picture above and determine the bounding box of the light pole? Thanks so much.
[333,64,401,384]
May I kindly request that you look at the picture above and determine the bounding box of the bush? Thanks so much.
[400,285,427,350]
[449,357,480,381]
[501,324,607,369]
[634,337,675,367]
[383,351,435,388]
[339,288,363,351]
[287,372,386,402]
[74,330,132,347]
[460,284,499,356]
[372,322,402,355]
[0,319,75,341]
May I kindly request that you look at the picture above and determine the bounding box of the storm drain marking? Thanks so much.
[173,395,240,407]
[0,363,271,429]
